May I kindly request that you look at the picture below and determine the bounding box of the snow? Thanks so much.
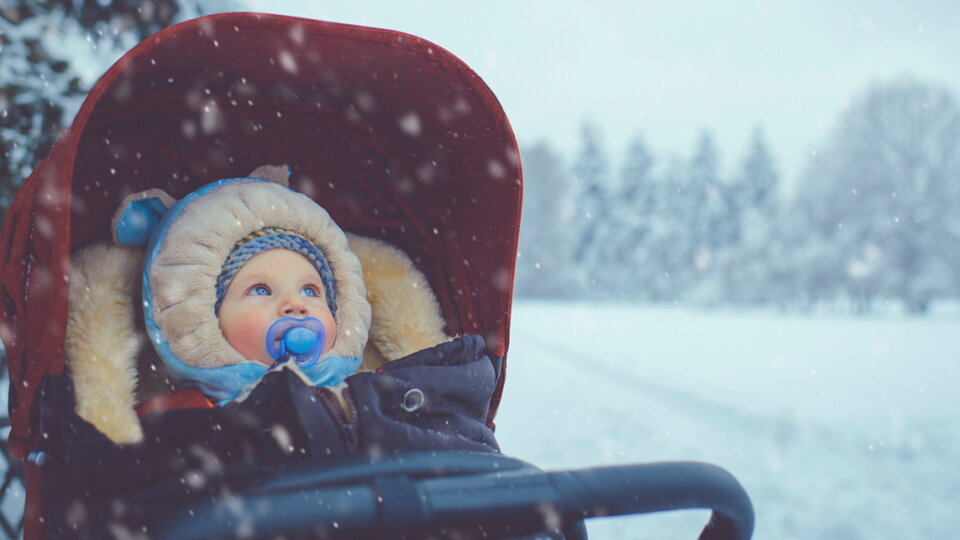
[398,111,422,136]
[496,301,960,539]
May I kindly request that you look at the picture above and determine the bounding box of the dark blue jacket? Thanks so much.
[37,335,499,537]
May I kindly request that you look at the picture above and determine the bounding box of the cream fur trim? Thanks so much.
[150,179,371,368]
[347,234,449,364]
[65,244,144,444]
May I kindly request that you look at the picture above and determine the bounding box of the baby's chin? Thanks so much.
[230,346,275,366]
[251,354,275,367]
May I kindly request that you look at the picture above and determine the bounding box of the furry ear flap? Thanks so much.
[247,164,291,186]
[112,189,177,247]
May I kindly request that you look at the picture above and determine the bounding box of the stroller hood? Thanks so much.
[0,12,521,459]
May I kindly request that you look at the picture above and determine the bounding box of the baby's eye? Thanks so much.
[300,285,319,297]
[249,285,271,296]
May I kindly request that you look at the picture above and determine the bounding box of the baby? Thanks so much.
[112,166,372,404]
[66,166,497,458]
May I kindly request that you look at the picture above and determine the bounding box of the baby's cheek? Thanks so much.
[224,314,270,362]
[319,312,338,353]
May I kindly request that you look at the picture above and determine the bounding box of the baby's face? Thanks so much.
[218,248,337,365]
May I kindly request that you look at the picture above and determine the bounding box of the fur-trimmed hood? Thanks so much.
[66,168,449,444]
[115,175,371,402]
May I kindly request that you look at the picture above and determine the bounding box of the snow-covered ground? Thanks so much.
[496,301,960,539]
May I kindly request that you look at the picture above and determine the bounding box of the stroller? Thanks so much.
[0,13,753,539]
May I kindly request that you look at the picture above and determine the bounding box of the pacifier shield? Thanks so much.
[265,317,326,368]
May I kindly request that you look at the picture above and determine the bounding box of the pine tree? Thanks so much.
[570,120,612,297]
[0,0,204,219]
[648,156,690,301]
[604,132,656,299]
[722,125,781,304]
[515,141,576,298]
[682,131,727,302]
[740,125,779,222]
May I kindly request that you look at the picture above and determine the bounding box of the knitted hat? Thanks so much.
[214,227,337,316]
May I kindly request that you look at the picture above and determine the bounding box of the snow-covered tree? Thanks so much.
[603,132,657,299]
[791,76,960,312]
[570,120,613,296]
[0,0,206,219]
[681,131,736,303]
[737,125,779,243]
[515,140,577,298]
[720,125,782,304]
[645,156,690,301]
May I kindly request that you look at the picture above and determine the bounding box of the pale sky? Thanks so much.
[244,1,960,189]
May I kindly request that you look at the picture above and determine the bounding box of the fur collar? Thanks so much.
[65,235,448,444]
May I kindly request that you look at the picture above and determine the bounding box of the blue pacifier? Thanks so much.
[264,317,327,368]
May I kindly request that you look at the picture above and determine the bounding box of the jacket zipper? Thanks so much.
[317,386,359,453]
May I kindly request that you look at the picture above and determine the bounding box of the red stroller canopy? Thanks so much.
[0,12,521,458]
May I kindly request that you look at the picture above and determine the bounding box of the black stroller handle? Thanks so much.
[152,455,753,539]
[558,462,754,539]
[418,461,753,540]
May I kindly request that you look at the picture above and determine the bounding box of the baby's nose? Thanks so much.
[280,296,309,316]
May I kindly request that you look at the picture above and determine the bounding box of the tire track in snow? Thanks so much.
[515,328,943,467]
[515,330,841,445]
[518,331,778,426]
[509,313,960,540]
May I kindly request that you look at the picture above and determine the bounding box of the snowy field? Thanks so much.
[496,301,960,539]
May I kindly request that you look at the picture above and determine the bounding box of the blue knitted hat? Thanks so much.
[214,226,337,315]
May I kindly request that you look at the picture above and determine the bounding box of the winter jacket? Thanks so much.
[37,334,499,537]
